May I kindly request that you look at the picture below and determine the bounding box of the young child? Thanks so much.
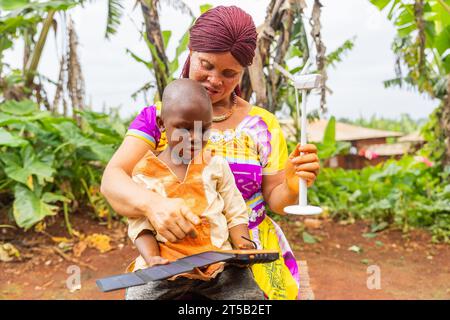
[125,79,264,300]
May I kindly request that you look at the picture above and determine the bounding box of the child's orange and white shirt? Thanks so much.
[127,150,249,280]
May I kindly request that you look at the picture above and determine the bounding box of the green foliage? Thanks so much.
[13,184,59,229]
[326,38,356,69]
[287,114,450,243]
[315,116,351,160]
[308,156,450,243]
[0,100,126,230]
[105,0,124,39]
[302,231,318,244]
[369,1,449,119]
[126,4,195,101]
[369,0,450,167]
[0,0,78,11]
[370,0,450,79]
[420,103,447,162]
[200,3,213,14]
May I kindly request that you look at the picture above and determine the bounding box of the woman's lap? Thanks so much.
[249,216,300,300]
[125,266,264,300]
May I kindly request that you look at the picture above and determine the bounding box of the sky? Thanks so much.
[3,0,440,120]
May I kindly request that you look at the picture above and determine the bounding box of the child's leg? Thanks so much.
[193,266,265,300]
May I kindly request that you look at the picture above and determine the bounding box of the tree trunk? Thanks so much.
[241,0,305,112]
[414,0,426,77]
[140,0,170,100]
[442,74,450,166]
[25,10,55,88]
[310,0,327,113]
[67,17,86,116]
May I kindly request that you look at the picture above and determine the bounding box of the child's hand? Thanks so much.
[238,243,255,250]
[144,256,170,267]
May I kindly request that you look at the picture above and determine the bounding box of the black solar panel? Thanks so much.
[96,273,145,292]
[96,250,279,292]
[178,251,233,266]
[96,251,234,292]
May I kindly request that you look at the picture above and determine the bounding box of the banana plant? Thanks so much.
[126,3,206,103]
[369,0,450,166]
[0,0,81,101]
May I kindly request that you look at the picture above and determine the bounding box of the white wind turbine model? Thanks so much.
[274,58,323,215]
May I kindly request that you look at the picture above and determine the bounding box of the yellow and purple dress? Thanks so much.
[127,103,300,300]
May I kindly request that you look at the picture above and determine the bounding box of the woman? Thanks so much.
[101,5,320,300]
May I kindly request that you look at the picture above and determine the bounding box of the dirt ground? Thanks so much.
[1,213,449,300]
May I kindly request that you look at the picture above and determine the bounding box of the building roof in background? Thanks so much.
[365,142,411,156]
[279,119,404,142]
[398,131,425,143]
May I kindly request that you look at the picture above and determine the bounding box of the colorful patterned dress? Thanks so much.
[127,103,300,300]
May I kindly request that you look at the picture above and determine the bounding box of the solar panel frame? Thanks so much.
[96,251,235,292]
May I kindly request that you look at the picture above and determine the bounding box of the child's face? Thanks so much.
[161,102,212,162]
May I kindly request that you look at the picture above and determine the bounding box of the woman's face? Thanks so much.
[188,51,244,105]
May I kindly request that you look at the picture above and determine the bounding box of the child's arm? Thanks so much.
[229,224,256,250]
[134,230,169,267]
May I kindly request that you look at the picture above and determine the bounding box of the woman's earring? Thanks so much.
[232,92,237,105]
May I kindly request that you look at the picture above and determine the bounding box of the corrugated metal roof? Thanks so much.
[279,119,404,142]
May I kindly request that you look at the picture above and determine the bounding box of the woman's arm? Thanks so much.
[100,136,200,242]
[101,136,155,217]
[262,173,296,215]
[262,144,320,215]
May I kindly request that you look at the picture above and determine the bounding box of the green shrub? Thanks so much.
[308,156,450,243]
[0,99,126,231]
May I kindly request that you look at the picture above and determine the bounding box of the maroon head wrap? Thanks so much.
[181,6,257,96]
